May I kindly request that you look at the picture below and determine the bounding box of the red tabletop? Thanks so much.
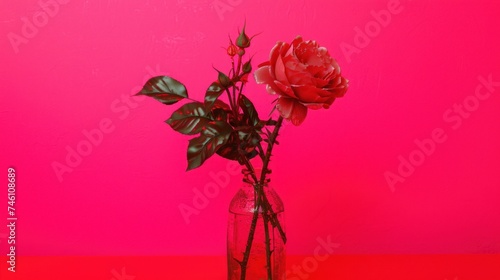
[1,255,499,280]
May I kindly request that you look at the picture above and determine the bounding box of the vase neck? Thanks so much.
[242,168,270,188]
[242,181,269,189]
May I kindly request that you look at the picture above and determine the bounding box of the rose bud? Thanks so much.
[242,60,252,74]
[216,69,232,88]
[227,44,238,57]
[236,24,251,49]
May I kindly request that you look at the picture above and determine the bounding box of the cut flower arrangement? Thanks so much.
[137,24,348,280]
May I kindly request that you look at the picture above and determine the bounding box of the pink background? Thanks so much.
[1,0,499,256]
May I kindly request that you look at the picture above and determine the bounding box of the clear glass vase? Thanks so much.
[227,170,286,280]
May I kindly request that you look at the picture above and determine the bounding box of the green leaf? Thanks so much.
[187,121,232,170]
[211,100,233,122]
[239,94,260,126]
[216,126,261,161]
[216,133,259,161]
[166,102,211,135]
[136,76,188,105]
[212,99,231,111]
[204,82,224,110]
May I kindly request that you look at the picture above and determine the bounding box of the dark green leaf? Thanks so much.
[212,99,231,111]
[187,121,232,170]
[210,100,233,122]
[166,102,211,135]
[216,126,260,161]
[136,76,188,105]
[216,140,259,161]
[215,133,238,160]
[204,82,224,110]
[239,94,260,126]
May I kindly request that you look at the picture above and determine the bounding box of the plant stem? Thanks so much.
[225,88,237,118]
[232,84,238,116]
[259,116,287,244]
[237,157,260,280]
[260,116,283,185]
[237,82,245,108]
[262,194,287,244]
[239,189,261,280]
[263,209,273,280]
[237,115,286,280]
[236,54,242,78]
[256,142,266,161]
[232,55,243,117]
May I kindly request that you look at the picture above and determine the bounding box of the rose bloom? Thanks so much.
[254,36,348,125]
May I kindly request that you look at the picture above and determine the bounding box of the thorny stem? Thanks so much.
[231,56,238,114]
[232,83,238,116]
[244,116,286,243]
[237,157,261,280]
[263,208,273,280]
[259,116,287,243]
[225,88,238,119]
[229,52,244,122]
[237,116,286,280]
[256,142,266,161]
[241,205,261,280]
[238,83,245,109]
[235,51,243,104]
[236,54,242,78]
[226,45,286,279]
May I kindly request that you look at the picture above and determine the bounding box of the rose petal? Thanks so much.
[286,70,313,86]
[275,80,295,98]
[269,42,290,82]
[274,54,289,85]
[257,61,271,68]
[291,85,331,104]
[276,97,308,126]
[290,36,303,52]
[311,76,329,88]
[305,65,324,77]
[305,103,327,110]
[284,57,312,85]
[305,52,323,67]
[266,85,277,94]
[254,65,281,95]
[324,77,349,97]
[269,42,284,62]
[254,66,273,84]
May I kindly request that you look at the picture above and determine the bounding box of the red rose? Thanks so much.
[254,36,348,125]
